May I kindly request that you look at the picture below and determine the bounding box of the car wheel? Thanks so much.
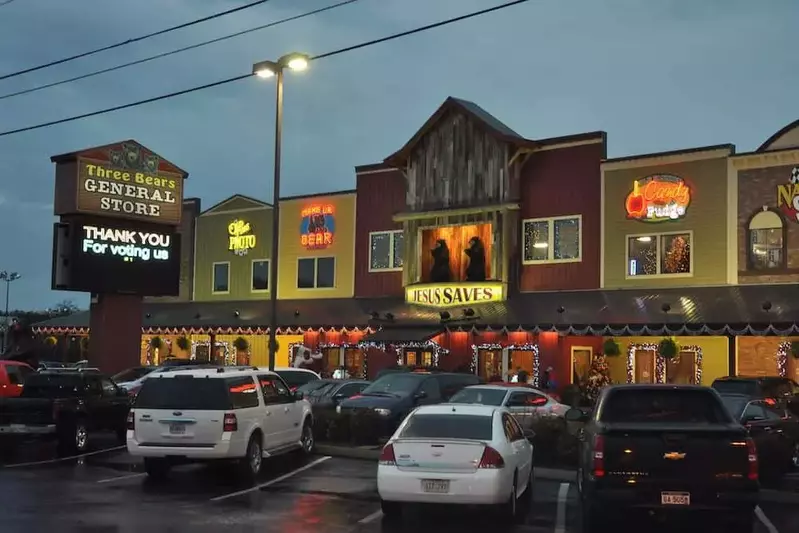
[497,471,520,524]
[380,499,402,520]
[57,421,89,456]
[790,442,799,470]
[300,420,314,455]
[238,434,263,481]
[144,458,170,481]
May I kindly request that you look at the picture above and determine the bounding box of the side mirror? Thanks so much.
[414,390,427,401]
[523,429,536,442]
[293,390,303,401]
[118,388,128,397]
[565,408,589,423]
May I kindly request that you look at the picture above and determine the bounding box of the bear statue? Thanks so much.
[429,239,452,283]
[464,236,487,282]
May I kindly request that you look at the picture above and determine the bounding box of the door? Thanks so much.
[665,350,697,384]
[83,375,107,431]
[634,349,655,383]
[331,382,366,405]
[257,374,291,448]
[509,350,535,384]
[742,402,781,472]
[502,413,532,485]
[571,347,592,386]
[344,349,364,378]
[100,377,128,431]
[478,349,502,381]
[763,403,795,468]
[415,378,441,407]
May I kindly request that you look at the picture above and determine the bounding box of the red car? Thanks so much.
[0,361,34,398]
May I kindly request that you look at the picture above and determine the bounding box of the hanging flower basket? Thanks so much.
[790,341,799,360]
[603,338,621,357]
[176,336,190,351]
[658,338,679,359]
[149,336,164,351]
[44,336,58,347]
[233,337,250,352]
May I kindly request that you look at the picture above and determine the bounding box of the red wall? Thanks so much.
[518,142,604,291]
[354,167,406,298]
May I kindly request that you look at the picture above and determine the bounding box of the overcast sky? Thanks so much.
[0,0,797,311]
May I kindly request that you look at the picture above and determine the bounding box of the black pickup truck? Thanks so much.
[567,385,759,533]
[0,370,131,456]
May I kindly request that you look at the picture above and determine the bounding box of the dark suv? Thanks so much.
[711,376,799,417]
[337,372,480,434]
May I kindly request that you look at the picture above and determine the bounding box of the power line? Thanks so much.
[0,0,361,101]
[0,0,531,138]
[0,0,275,82]
[0,0,18,8]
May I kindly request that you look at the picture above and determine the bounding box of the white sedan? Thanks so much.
[377,404,535,523]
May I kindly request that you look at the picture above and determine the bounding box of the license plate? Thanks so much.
[422,479,449,493]
[169,424,186,435]
[661,492,690,505]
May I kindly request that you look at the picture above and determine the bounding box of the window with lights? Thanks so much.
[747,210,785,270]
[522,215,581,264]
[368,230,403,272]
[626,232,692,277]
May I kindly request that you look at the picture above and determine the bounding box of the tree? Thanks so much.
[50,300,80,316]
[582,355,612,405]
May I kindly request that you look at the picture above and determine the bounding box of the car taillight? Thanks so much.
[378,444,396,466]
[126,410,135,431]
[478,446,505,469]
[592,435,605,478]
[746,437,758,481]
[223,412,238,432]
[764,398,776,406]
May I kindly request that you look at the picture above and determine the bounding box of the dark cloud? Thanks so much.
[0,0,797,309]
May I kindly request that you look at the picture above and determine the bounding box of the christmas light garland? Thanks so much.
[190,340,231,364]
[471,344,540,385]
[777,342,789,377]
[626,343,703,384]
[358,341,448,377]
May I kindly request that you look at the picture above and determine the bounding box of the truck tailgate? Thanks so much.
[602,423,750,480]
[0,398,56,426]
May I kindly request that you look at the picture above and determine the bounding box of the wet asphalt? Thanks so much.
[0,440,796,533]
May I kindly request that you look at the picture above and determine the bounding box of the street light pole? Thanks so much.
[253,52,309,371]
[0,271,21,353]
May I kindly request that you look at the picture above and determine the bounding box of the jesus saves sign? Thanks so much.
[405,282,504,308]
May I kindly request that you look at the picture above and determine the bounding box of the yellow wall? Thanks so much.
[139,333,299,367]
[277,192,356,299]
[605,336,729,385]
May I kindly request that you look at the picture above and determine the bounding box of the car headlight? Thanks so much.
[336,405,342,414]
[374,408,391,416]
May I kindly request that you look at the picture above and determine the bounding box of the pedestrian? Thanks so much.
[510,366,522,383]
[333,365,349,379]
[541,366,558,391]
[517,368,529,384]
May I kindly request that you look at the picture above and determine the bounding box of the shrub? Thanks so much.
[312,408,386,446]
[528,415,578,468]
[658,338,678,359]
[603,338,621,357]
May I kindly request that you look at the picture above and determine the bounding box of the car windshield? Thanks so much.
[448,388,507,406]
[297,380,332,395]
[135,377,232,410]
[720,395,748,419]
[400,414,493,440]
[601,389,732,424]
[112,367,154,383]
[275,370,317,389]
[712,380,758,396]
[361,374,423,397]
[20,374,84,398]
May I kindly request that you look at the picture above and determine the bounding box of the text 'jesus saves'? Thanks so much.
[80,225,171,262]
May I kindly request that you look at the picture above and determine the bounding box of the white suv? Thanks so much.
[126,367,314,480]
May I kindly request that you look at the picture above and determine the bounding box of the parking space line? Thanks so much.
[209,456,332,502]
[554,482,570,533]
[2,445,127,468]
[96,472,146,484]
[755,506,779,533]
[357,510,383,524]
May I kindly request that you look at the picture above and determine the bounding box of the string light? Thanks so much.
[777,342,789,377]
[190,339,230,363]
[471,344,540,385]
[626,343,703,384]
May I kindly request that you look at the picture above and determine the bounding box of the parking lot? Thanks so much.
[0,443,795,533]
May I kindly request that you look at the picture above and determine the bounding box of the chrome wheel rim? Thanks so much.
[302,425,314,452]
[75,425,88,451]
[249,441,262,474]
[792,444,799,468]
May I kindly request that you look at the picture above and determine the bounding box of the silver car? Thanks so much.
[448,384,569,428]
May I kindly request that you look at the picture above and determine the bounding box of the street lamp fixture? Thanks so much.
[252,52,309,371]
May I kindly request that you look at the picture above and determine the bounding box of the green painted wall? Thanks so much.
[194,203,273,301]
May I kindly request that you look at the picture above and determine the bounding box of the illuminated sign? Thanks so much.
[300,204,336,249]
[624,174,691,222]
[405,282,504,308]
[776,166,799,223]
[81,224,172,263]
[228,219,256,256]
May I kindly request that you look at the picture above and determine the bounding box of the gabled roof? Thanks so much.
[385,97,530,165]
[757,118,799,152]
[50,139,189,178]
[200,194,271,216]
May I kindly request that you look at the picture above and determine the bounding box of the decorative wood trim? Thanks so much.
[731,149,799,170]
[603,147,732,171]
[393,202,519,222]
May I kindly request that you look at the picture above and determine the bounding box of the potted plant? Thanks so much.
[176,335,190,354]
[603,338,621,357]
[44,336,58,347]
[658,338,679,359]
[233,337,250,366]
[149,336,163,351]
[790,341,799,359]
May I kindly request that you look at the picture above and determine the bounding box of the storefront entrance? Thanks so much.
[666,350,698,384]
[571,346,592,385]
[344,348,364,377]
[477,349,503,381]
[402,349,433,368]
[509,349,536,383]
[635,348,656,383]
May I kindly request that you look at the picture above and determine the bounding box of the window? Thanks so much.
[626,232,692,277]
[5,365,22,385]
[257,375,280,404]
[251,259,269,292]
[419,378,441,401]
[212,262,230,293]
[136,378,232,410]
[369,230,404,271]
[522,215,581,264]
[101,378,118,396]
[747,210,785,270]
[226,376,260,409]
[297,257,335,289]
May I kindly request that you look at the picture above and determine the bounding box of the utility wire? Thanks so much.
[0,0,275,81]
[0,0,531,138]
[0,0,18,8]
[0,0,360,101]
